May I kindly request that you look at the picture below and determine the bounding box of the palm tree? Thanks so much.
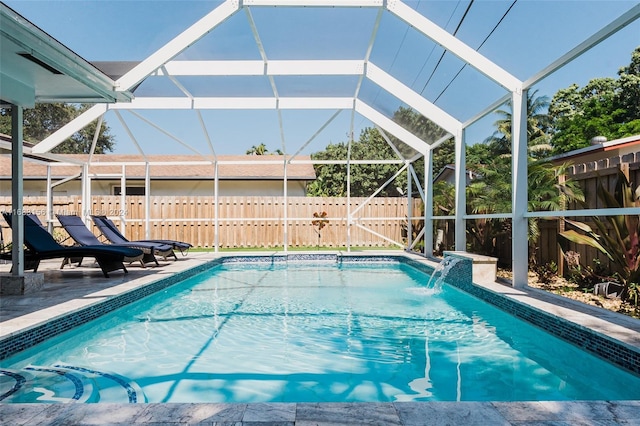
[484,90,552,159]
[465,157,583,265]
[432,181,456,254]
[466,92,584,263]
[246,143,268,155]
[466,156,512,256]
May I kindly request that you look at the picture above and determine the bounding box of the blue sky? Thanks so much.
[4,0,640,156]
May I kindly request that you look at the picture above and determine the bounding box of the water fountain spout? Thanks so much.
[426,257,462,293]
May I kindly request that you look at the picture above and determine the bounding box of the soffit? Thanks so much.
[0,3,133,107]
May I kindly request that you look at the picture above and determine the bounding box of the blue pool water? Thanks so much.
[2,260,640,403]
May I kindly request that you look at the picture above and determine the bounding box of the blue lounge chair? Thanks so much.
[1,213,53,271]
[1,213,143,277]
[91,215,192,257]
[56,214,174,267]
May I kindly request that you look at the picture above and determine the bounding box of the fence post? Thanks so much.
[557,173,566,276]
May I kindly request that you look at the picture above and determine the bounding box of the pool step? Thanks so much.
[54,364,147,403]
[0,366,97,403]
[0,365,146,404]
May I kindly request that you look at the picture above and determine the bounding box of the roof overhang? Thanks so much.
[547,134,640,163]
[0,2,134,107]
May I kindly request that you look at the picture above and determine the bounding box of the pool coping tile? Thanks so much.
[3,401,638,425]
[133,403,248,424]
[0,402,52,425]
[295,402,402,425]
[243,403,296,422]
[394,401,511,426]
[491,401,618,422]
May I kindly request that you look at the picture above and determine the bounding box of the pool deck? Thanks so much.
[1,251,640,425]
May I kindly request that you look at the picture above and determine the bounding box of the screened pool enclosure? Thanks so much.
[1,0,639,288]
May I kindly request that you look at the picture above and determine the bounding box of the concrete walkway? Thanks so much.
[1,400,640,425]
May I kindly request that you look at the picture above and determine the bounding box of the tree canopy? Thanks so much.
[549,46,640,154]
[307,107,452,197]
[307,127,405,197]
[0,103,115,154]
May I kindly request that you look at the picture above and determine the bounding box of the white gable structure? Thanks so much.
[1,1,639,287]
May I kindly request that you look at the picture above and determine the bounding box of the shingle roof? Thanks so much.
[0,154,316,180]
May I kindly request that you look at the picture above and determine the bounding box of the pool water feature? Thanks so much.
[2,259,640,403]
[425,256,463,292]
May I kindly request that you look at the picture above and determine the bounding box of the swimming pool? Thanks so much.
[2,257,640,403]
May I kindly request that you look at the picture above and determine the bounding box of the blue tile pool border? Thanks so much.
[434,255,640,376]
[1,253,639,378]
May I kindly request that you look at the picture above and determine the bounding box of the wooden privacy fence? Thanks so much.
[536,162,640,275]
[2,162,637,271]
[0,196,421,249]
